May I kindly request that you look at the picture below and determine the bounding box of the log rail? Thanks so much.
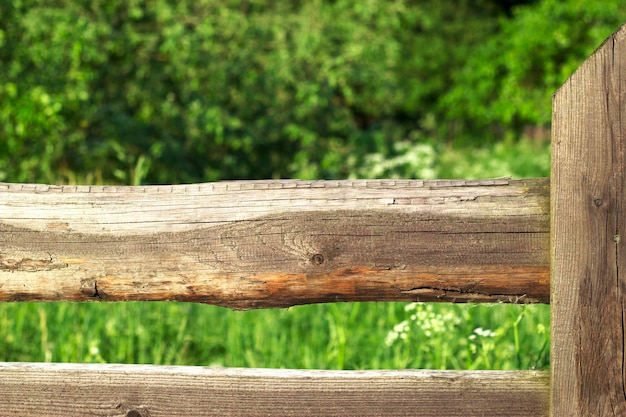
[0,178,550,308]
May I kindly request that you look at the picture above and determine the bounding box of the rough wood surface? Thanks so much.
[0,362,549,417]
[0,178,549,308]
[551,23,626,416]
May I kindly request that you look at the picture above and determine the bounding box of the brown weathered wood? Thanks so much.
[0,362,549,417]
[0,178,549,308]
[0,179,549,306]
[551,23,626,416]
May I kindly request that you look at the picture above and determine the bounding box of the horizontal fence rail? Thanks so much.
[0,362,549,417]
[0,178,550,308]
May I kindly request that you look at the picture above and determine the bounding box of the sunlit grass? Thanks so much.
[0,301,549,370]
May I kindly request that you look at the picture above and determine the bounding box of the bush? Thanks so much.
[1,0,587,184]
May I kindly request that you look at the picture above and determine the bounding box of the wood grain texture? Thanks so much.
[551,23,626,416]
[0,362,549,417]
[0,178,550,308]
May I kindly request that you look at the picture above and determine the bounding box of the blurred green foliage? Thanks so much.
[1,0,621,184]
[443,0,626,137]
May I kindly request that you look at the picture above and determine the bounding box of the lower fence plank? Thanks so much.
[0,362,548,417]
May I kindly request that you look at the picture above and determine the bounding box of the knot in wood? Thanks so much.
[311,253,325,265]
[125,407,150,417]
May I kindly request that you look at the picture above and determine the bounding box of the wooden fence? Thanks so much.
[1,22,625,417]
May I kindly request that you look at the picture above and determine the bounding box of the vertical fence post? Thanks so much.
[551,23,626,416]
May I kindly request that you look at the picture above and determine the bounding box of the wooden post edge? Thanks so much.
[551,22,626,416]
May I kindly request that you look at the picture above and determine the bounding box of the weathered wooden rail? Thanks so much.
[0,177,549,307]
[1,21,625,417]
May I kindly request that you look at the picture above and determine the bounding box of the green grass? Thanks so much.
[0,302,549,370]
[0,138,551,370]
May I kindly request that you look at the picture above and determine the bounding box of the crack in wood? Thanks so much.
[401,286,538,303]
[80,278,103,299]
